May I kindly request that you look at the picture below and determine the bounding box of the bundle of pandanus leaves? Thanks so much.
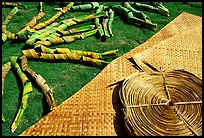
[2,1,170,133]
[112,2,169,30]
[2,2,118,133]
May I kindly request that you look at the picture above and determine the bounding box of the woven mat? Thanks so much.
[133,25,202,79]
[20,12,202,136]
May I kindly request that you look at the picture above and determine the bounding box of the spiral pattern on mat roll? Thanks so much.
[119,70,202,136]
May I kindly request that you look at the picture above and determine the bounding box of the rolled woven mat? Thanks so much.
[20,12,202,136]
[119,69,202,136]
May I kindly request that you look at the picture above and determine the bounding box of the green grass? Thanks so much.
[2,2,202,136]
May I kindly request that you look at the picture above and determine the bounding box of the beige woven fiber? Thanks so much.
[119,70,202,136]
[20,12,202,136]
[132,25,202,79]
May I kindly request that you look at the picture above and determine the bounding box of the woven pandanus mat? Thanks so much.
[132,24,202,79]
[20,12,202,136]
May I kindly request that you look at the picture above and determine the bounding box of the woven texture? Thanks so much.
[133,24,202,79]
[20,12,202,136]
[119,70,202,136]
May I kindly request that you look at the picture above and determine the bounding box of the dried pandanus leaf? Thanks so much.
[112,5,157,30]
[35,45,118,59]
[25,11,106,47]
[19,55,56,110]
[23,51,109,66]
[10,56,33,133]
[25,27,60,46]
[2,2,27,9]
[17,2,45,40]
[33,2,74,30]
[41,53,109,66]
[2,61,12,122]
[22,46,117,66]
[2,7,18,42]
[56,48,118,59]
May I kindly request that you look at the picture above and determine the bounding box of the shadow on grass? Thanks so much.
[42,95,51,116]
[23,58,107,70]
[115,12,156,32]
[10,68,24,129]
[10,39,27,45]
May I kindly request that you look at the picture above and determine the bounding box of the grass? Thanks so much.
[2,2,202,136]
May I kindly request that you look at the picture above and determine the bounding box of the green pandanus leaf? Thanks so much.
[22,50,108,67]
[129,2,169,16]
[95,5,105,38]
[38,45,55,54]
[57,25,95,36]
[129,16,158,30]
[11,82,32,133]
[2,2,27,9]
[55,48,118,59]
[33,2,74,30]
[34,45,118,59]
[2,114,5,122]
[22,45,117,67]
[82,29,97,38]
[107,8,114,37]
[10,56,32,133]
[95,18,104,38]
[31,29,97,49]
[17,2,45,39]
[22,49,41,59]
[41,53,109,67]
[2,2,19,7]
[17,27,34,40]
[6,31,16,40]
[70,2,99,11]
[2,7,18,27]
[123,2,151,22]
[2,33,7,43]
[102,11,110,38]
[2,7,18,42]
[19,55,57,110]
[101,49,118,59]
[81,56,109,66]
[58,11,106,31]
[148,2,170,16]
[112,5,157,30]
[129,2,157,11]
[26,24,96,48]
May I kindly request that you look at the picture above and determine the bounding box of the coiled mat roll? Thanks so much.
[119,69,202,136]
[20,12,202,136]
